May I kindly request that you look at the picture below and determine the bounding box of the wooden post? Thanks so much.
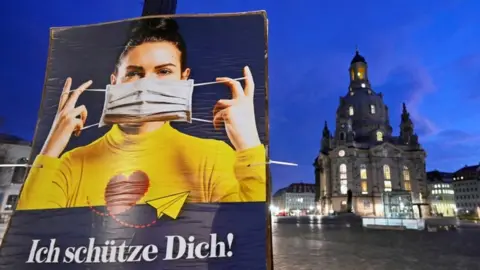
[142,0,177,16]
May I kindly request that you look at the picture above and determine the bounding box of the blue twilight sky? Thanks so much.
[1,1,480,193]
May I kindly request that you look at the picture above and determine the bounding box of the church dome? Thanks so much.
[351,50,366,64]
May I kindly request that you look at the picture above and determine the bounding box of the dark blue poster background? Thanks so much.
[0,204,266,269]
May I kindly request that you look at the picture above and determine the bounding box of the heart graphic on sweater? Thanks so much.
[104,170,150,215]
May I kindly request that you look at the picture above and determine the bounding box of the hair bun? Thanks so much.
[131,17,179,36]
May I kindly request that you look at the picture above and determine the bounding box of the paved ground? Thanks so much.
[272,221,480,270]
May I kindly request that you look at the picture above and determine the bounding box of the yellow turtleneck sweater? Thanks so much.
[17,123,266,211]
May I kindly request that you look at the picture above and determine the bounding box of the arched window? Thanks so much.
[376,131,383,142]
[340,132,345,141]
[360,164,367,179]
[350,69,354,80]
[370,104,376,114]
[383,164,392,192]
[357,67,365,80]
[339,164,348,195]
[12,158,28,184]
[403,166,411,191]
[403,166,410,181]
[339,164,347,180]
[348,106,354,116]
[383,165,391,180]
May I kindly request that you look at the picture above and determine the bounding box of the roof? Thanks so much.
[0,133,30,146]
[273,183,316,197]
[455,165,480,174]
[351,50,366,64]
[427,170,454,183]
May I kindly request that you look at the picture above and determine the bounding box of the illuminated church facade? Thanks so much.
[313,50,427,216]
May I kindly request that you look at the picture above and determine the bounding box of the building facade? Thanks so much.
[0,133,31,243]
[272,183,316,215]
[452,165,480,215]
[426,170,456,216]
[314,50,427,217]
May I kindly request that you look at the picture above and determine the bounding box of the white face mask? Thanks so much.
[99,78,194,127]
[80,76,245,130]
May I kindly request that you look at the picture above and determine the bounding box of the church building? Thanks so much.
[313,49,427,216]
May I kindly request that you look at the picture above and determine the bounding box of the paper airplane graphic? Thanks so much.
[145,191,190,220]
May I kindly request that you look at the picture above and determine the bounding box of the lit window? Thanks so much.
[370,104,376,114]
[405,181,411,191]
[340,181,348,195]
[383,165,391,180]
[349,106,354,116]
[361,181,368,194]
[340,164,348,195]
[384,181,392,192]
[340,164,347,179]
[357,67,365,80]
[403,166,410,181]
[350,69,354,80]
[376,131,383,142]
[360,164,367,179]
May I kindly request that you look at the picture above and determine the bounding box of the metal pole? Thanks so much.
[142,0,177,16]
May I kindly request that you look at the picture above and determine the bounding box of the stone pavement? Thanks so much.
[272,222,480,270]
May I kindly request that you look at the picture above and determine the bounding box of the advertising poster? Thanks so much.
[0,11,269,270]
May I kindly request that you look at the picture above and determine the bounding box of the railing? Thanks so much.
[362,217,425,230]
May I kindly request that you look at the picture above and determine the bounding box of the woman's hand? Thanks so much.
[40,77,92,158]
[213,66,261,151]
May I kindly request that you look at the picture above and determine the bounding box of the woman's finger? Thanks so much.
[213,109,229,130]
[68,105,88,124]
[216,77,244,99]
[58,77,72,112]
[243,66,255,98]
[72,118,84,137]
[64,80,92,110]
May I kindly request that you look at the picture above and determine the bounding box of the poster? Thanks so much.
[0,11,269,270]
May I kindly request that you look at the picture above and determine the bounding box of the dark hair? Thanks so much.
[116,17,187,71]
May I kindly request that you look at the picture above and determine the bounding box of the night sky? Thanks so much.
[1,1,479,193]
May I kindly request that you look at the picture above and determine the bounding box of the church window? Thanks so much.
[340,164,348,195]
[361,181,368,194]
[403,166,410,181]
[350,69,354,80]
[383,165,391,180]
[340,132,345,140]
[357,67,365,80]
[349,106,354,116]
[360,164,367,179]
[383,164,392,192]
[384,180,392,192]
[370,104,376,114]
[376,131,383,142]
[403,166,411,191]
[340,164,347,179]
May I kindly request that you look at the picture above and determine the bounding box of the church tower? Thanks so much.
[320,121,331,154]
[400,103,419,146]
[349,47,371,90]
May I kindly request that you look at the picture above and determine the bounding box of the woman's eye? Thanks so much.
[158,69,172,75]
[126,71,142,78]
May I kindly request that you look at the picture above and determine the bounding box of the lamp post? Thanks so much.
[372,185,378,216]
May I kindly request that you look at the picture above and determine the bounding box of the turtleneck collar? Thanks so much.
[104,122,175,153]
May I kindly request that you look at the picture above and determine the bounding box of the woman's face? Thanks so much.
[111,41,190,84]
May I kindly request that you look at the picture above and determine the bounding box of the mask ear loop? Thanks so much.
[77,77,247,130]
[247,160,299,167]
